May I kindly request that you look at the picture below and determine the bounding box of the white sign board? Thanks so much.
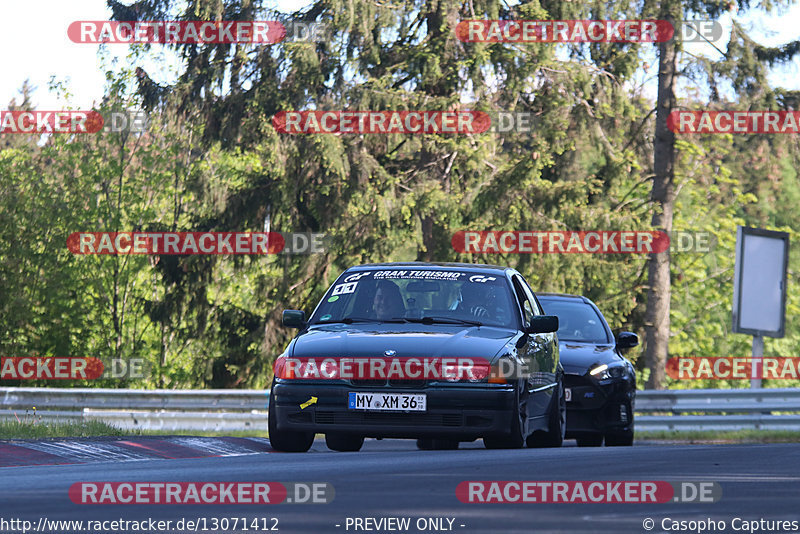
[732,226,789,337]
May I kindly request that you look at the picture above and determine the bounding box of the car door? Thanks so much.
[511,273,544,434]
[509,274,554,428]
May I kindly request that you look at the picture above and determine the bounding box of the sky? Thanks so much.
[1,0,799,111]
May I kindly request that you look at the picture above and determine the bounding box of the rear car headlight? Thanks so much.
[589,361,627,381]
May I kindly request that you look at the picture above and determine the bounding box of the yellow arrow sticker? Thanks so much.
[300,396,318,410]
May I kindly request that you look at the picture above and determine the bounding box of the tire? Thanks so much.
[268,390,314,453]
[325,433,364,452]
[484,387,525,449]
[576,434,604,447]
[526,378,566,448]
[605,428,634,446]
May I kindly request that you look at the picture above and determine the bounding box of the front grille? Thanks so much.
[564,373,605,410]
[563,373,591,388]
[442,414,463,426]
[565,409,599,431]
[315,411,336,424]
[314,411,463,427]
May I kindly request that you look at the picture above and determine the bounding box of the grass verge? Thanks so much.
[637,429,800,443]
[0,419,133,439]
[0,417,267,439]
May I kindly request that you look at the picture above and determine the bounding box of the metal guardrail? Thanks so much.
[0,388,269,432]
[635,388,800,431]
[2,387,800,432]
[635,388,800,413]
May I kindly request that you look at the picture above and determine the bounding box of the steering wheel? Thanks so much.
[470,306,489,318]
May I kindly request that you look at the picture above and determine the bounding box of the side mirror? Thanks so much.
[526,315,559,334]
[282,310,306,328]
[616,331,639,349]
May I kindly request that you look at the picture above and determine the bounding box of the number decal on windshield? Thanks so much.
[332,282,358,295]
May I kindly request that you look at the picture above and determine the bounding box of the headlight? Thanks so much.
[273,355,296,379]
[589,361,628,380]
[488,356,523,384]
[437,358,492,383]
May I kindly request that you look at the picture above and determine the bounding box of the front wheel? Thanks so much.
[268,390,314,452]
[484,387,525,449]
[527,379,565,448]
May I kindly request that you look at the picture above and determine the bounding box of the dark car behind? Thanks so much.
[537,293,638,446]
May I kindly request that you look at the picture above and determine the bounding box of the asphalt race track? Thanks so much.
[1,438,799,534]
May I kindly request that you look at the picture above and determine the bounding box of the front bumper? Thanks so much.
[563,373,635,437]
[271,380,516,440]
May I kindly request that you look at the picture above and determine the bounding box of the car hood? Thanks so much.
[558,341,620,375]
[290,323,516,363]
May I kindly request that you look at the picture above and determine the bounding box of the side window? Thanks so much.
[511,276,535,327]
[519,276,543,315]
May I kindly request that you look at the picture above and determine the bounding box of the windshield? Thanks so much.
[539,299,611,344]
[309,269,517,328]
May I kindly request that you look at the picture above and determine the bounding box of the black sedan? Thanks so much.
[537,293,638,447]
[269,262,564,452]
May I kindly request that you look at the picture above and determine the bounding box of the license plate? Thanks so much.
[565,388,572,402]
[348,392,426,412]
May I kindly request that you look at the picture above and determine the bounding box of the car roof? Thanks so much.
[346,262,511,273]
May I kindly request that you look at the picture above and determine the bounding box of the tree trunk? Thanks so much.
[420,215,435,261]
[644,8,678,390]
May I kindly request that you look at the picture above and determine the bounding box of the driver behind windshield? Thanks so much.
[458,284,490,319]
[372,280,405,320]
